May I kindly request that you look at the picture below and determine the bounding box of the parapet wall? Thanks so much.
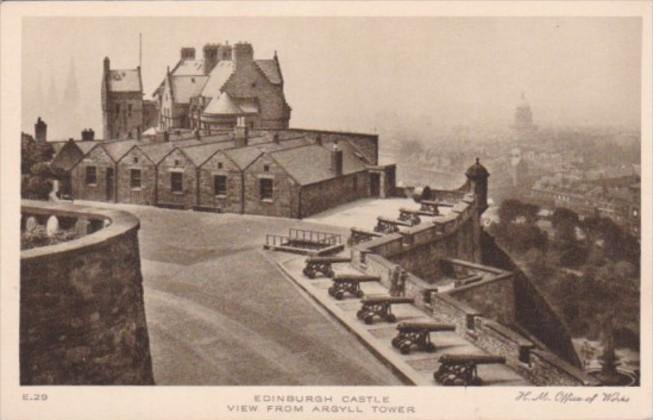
[20,200,154,385]
[350,190,595,386]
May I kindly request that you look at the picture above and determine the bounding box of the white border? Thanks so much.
[1,2,651,420]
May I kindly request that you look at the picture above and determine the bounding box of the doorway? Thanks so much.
[370,173,381,197]
[106,167,114,201]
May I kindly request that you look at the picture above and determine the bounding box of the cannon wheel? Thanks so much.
[391,337,401,348]
[327,287,335,297]
[356,309,365,319]
[356,290,364,298]
[364,315,374,325]
[400,344,411,355]
[425,342,436,353]
[386,314,397,323]
[325,269,335,278]
[334,291,344,300]
[303,269,316,279]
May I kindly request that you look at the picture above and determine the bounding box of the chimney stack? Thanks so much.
[181,47,196,60]
[34,117,47,142]
[331,142,343,176]
[234,116,248,148]
[232,42,254,69]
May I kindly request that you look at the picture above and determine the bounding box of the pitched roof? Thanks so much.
[101,140,141,162]
[173,59,205,76]
[138,139,202,164]
[183,141,235,166]
[223,146,263,170]
[203,92,244,115]
[172,75,209,104]
[254,59,282,85]
[51,141,84,172]
[201,60,235,97]
[108,69,142,93]
[269,143,367,186]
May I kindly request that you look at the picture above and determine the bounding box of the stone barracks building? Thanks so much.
[52,124,396,219]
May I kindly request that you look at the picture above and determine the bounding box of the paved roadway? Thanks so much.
[107,203,402,385]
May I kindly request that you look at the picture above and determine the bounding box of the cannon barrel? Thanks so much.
[438,354,506,365]
[420,199,454,207]
[397,322,456,332]
[376,216,412,226]
[305,256,351,263]
[350,227,382,236]
[333,274,380,282]
[362,295,415,305]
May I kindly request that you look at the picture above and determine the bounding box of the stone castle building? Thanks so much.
[101,58,157,140]
[153,42,291,132]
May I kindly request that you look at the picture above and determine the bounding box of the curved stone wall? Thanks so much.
[20,200,154,385]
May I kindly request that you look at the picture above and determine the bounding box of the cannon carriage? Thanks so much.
[391,321,455,354]
[419,200,454,215]
[397,208,428,226]
[433,354,506,386]
[374,216,412,234]
[356,295,415,324]
[302,256,352,279]
[327,274,380,300]
[348,227,383,246]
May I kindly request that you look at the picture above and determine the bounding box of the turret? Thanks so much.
[465,158,490,213]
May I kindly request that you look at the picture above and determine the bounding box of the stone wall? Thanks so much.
[116,147,157,205]
[299,171,370,217]
[20,200,154,385]
[481,231,582,367]
[196,150,243,213]
[156,148,197,209]
[70,146,115,202]
[350,191,593,385]
[223,60,290,129]
[243,153,299,217]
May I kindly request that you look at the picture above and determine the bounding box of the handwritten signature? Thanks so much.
[515,391,629,404]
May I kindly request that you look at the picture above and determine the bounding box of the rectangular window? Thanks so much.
[259,178,273,200]
[130,169,142,189]
[353,175,358,190]
[85,166,97,185]
[128,104,133,117]
[214,175,227,196]
[171,172,183,193]
[115,103,120,114]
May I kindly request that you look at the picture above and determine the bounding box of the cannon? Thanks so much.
[328,274,380,300]
[433,354,506,386]
[391,321,455,355]
[374,216,412,234]
[419,200,454,215]
[397,208,430,226]
[348,227,383,246]
[356,295,414,324]
[303,256,352,279]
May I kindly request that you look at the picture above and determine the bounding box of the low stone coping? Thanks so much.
[444,258,507,275]
[432,292,481,316]
[21,200,140,262]
[481,318,534,348]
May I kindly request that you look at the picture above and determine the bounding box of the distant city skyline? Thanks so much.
[22,17,642,140]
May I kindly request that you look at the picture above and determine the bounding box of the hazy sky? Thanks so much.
[22,17,641,140]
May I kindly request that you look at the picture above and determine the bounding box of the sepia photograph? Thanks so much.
[1,2,652,419]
